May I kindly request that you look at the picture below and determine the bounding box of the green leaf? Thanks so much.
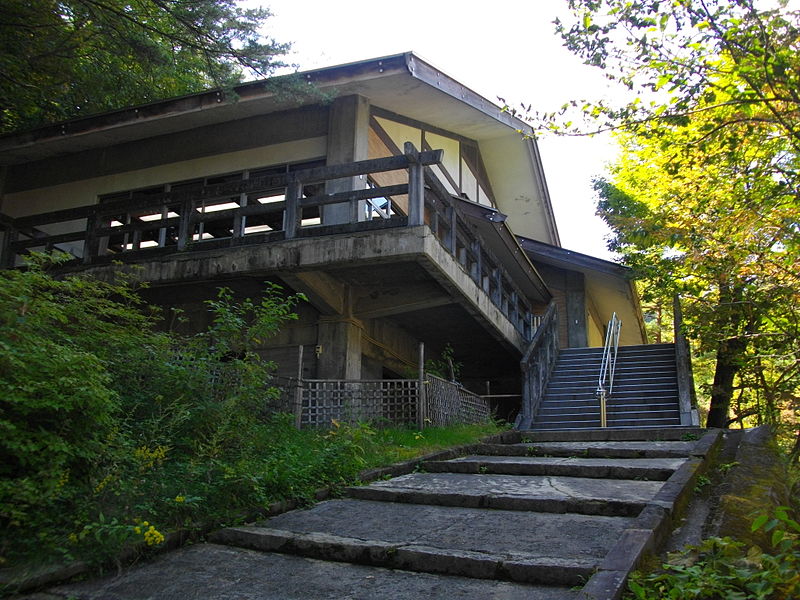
[752,514,769,532]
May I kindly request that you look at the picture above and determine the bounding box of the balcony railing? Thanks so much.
[0,143,537,341]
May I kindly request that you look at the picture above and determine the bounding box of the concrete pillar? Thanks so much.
[323,95,370,225]
[316,317,362,379]
[565,270,588,348]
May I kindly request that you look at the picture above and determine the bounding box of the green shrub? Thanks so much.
[0,254,504,576]
[0,254,302,567]
[627,508,800,599]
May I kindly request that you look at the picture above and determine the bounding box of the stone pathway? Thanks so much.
[32,427,721,600]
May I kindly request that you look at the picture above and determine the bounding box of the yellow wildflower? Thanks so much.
[174,495,185,503]
[143,525,165,546]
[93,474,113,494]
[133,445,170,470]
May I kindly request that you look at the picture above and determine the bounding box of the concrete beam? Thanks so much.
[353,281,453,319]
[317,317,362,379]
[280,271,346,316]
[79,226,525,353]
[565,270,587,348]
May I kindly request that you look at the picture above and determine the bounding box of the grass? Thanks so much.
[1,417,506,595]
[362,422,505,466]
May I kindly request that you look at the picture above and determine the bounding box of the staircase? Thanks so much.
[533,343,682,430]
[40,427,721,600]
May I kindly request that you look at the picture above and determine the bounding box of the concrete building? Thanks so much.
[0,53,649,424]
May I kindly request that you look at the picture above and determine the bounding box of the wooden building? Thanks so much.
[0,53,648,423]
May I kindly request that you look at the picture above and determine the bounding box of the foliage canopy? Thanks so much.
[0,0,289,132]
[533,0,800,148]
[532,0,800,438]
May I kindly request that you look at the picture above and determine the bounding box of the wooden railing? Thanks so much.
[516,300,559,429]
[0,143,536,341]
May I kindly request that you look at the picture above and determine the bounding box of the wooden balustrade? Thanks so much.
[516,300,559,429]
[0,144,536,341]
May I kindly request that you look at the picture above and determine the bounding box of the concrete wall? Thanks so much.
[533,263,592,348]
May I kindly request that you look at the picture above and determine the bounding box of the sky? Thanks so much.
[256,0,621,260]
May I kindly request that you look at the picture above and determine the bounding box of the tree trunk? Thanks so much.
[705,284,751,429]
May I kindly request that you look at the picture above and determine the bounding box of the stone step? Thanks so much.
[544,386,679,397]
[558,343,674,356]
[542,392,679,402]
[538,400,679,411]
[552,359,677,370]
[344,472,659,517]
[516,427,705,442]
[211,499,633,586]
[548,373,677,385]
[537,405,679,417]
[477,440,697,458]
[532,417,682,430]
[535,402,681,424]
[47,543,582,600]
[422,454,686,481]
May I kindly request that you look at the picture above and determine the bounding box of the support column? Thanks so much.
[565,270,588,348]
[316,317,362,380]
[322,95,370,225]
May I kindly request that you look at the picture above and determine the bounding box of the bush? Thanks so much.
[0,254,303,567]
[0,254,505,577]
[627,508,800,600]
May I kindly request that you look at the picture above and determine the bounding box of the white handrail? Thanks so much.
[597,313,622,428]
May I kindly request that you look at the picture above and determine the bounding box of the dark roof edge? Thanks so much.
[455,199,551,303]
[517,235,629,276]
[0,53,412,150]
[520,235,648,341]
[1,52,534,152]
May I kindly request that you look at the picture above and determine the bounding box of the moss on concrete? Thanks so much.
[714,426,791,548]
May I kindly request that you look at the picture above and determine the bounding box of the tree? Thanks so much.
[0,0,289,133]
[518,0,800,434]
[594,93,799,432]
[534,0,800,150]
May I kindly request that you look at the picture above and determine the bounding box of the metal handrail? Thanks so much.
[597,312,622,428]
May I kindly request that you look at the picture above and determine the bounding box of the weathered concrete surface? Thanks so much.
[519,427,705,443]
[253,498,629,561]
[211,526,596,585]
[424,455,686,480]
[479,440,697,459]
[38,543,579,600]
[346,472,662,516]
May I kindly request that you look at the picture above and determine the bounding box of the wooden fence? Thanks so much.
[277,375,490,429]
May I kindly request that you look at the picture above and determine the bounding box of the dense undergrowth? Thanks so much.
[0,254,503,577]
[627,501,800,599]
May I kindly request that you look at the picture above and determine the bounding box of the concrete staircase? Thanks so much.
[204,428,716,600]
[43,428,721,600]
[533,343,682,430]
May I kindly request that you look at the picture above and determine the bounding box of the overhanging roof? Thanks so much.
[518,237,647,344]
[0,53,535,166]
[456,199,551,305]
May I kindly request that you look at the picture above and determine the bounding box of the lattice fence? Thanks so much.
[424,374,492,426]
[300,379,420,428]
[283,375,491,428]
